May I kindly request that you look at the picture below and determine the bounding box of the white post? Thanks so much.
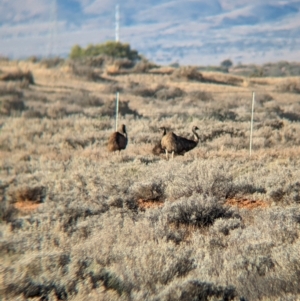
[249,91,255,156]
[115,4,120,42]
[115,92,119,131]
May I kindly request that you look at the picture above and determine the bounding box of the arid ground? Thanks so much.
[1,58,300,300]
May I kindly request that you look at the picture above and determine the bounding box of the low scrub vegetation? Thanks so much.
[1,58,300,301]
[231,61,300,77]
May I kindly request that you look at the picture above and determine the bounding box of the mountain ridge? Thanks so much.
[0,0,299,65]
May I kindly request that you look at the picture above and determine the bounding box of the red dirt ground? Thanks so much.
[14,201,41,212]
[225,198,269,209]
[137,199,164,211]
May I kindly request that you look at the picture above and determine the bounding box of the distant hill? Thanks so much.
[0,0,300,65]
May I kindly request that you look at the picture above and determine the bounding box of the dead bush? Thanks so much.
[132,85,167,98]
[156,279,237,301]
[86,71,108,82]
[262,120,284,130]
[152,141,164,156]
[81,55,108,67]
[106,63,121,75]
[13,186,47,204]
[257,93,273,105]
[114,58,134,69]
[46,104,81,119]
[203,73,243,86]
[22,110,44,119]
[208,110,238,122]
[132,59,157,73]
[201,127,245,142]
[130,180,165,201]
[0,95,26,115]
[69,63,106,82]
[166,195,235,228]
[64,137,95,149]
[0,183,18,222]
[155,87,185,100]
[75,94,104,108]
[278,80,300,93]
[268,181,300,204]
[0,85,23,97]
[132,84,183,100]
[189,90,214,102]
[149,66,175,75]
[0,70,34,85]
[5,279,69,300]
[171,66,203,81]
[278,111,300,122]
[40,57,64,68]
[89,268,131,295]
[212,218,243,235]
[103,83,124,94]
[264,105,284,119]
[26,56,40,63]
[100,100,142,118]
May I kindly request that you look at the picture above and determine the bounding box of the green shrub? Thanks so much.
[70,41,141,61]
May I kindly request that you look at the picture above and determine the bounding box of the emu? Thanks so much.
[161,126,199,159]
[107,124,128,153]
[152,126,167,155]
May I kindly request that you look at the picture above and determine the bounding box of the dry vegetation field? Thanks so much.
[1,58,300,301]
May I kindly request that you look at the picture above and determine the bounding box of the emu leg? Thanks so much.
[165,149,169,160]
[172,151,174,159]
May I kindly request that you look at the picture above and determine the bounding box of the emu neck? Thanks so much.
[192,129,199,142]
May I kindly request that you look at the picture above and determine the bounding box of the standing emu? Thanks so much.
[107,124,128,153]
[161,126,199,159]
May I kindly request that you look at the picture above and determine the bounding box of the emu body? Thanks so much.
[107,124,128,153]
[161,126,199,159]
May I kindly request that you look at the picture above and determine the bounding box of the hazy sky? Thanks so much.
[1,0,300,65]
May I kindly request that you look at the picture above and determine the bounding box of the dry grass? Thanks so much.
[1,59,300,301]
